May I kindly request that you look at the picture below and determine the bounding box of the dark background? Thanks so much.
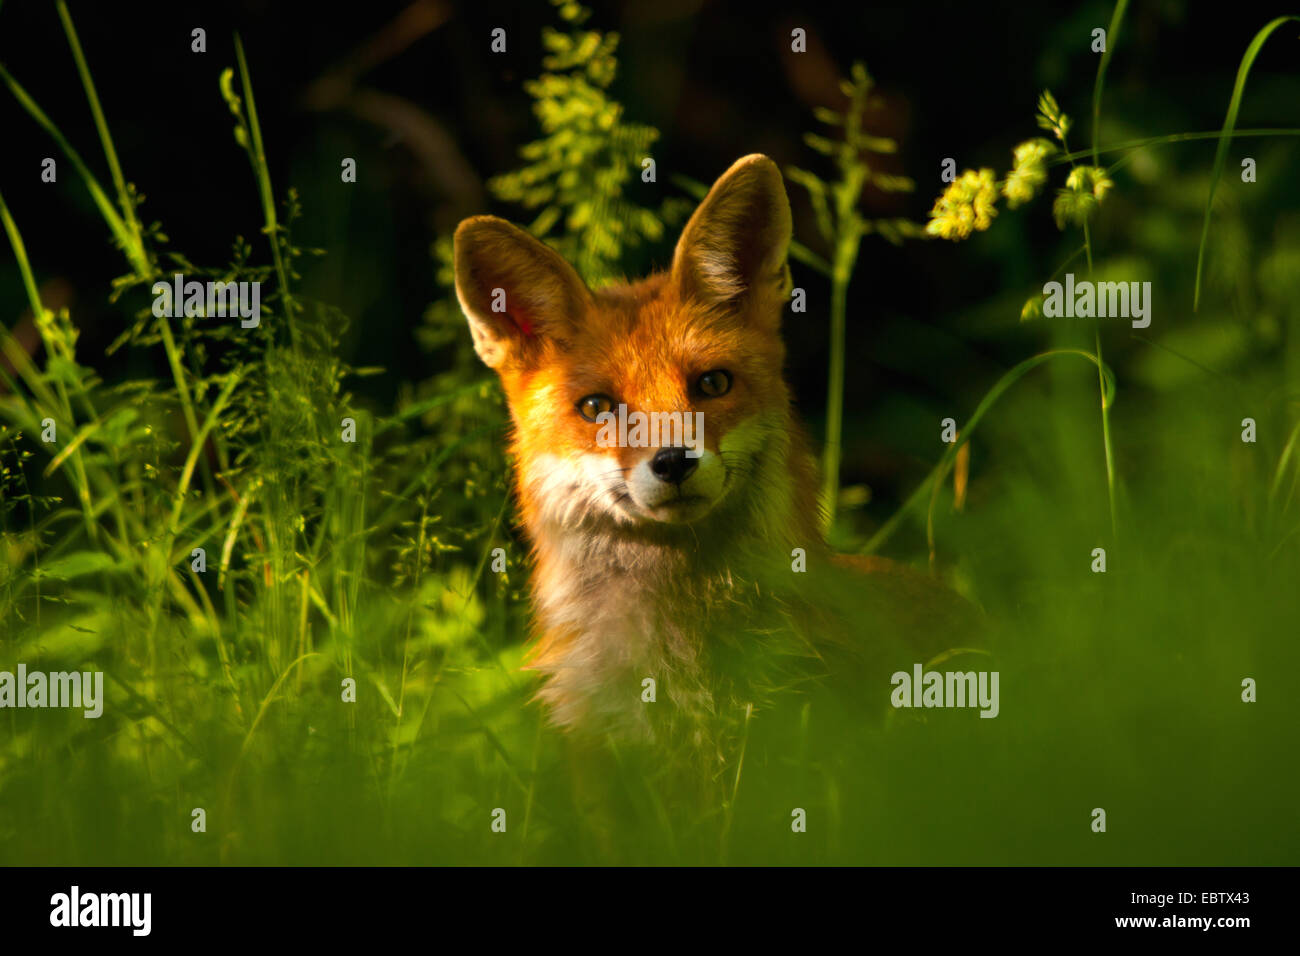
[1,0,1295,508]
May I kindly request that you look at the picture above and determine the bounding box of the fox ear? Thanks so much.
[454,216,592,369]
[672,154,792,317]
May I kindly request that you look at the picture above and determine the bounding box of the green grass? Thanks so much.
[1,2,1299,865]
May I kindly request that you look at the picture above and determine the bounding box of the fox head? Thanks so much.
[454,155,811,538]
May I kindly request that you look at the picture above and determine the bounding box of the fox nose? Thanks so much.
[650,447,697,485]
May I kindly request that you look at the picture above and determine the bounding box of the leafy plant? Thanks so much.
[486,0,689,286]
[784,61,927,527]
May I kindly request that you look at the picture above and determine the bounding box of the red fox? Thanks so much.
[454,155,978,748]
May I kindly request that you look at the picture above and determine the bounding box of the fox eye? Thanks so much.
[697,370,732,397]
[577,394,615,422]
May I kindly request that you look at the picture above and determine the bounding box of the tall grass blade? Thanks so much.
[1193,16,1300,311]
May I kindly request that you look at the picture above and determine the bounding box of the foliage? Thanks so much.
[485,0,690,286]
[785,61,927,526]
